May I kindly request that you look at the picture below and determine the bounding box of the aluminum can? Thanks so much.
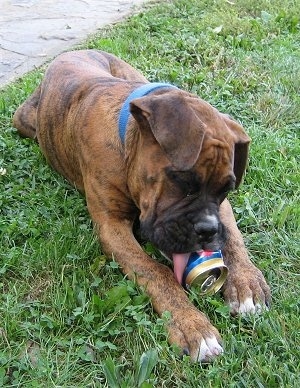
[182,250,228,295]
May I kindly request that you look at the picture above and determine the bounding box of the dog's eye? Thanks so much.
[185,179,202,197]
[185,186,200,197]
[218,178,236,198]
[166,169,201,197]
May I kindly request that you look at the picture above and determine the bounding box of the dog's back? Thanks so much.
[13,50,149,186]
[13,50,147,139]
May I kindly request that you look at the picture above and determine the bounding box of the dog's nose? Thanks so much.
[194,217,218,240]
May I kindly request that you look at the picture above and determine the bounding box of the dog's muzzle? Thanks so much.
[141,208,225,254]
[140,201,227,285]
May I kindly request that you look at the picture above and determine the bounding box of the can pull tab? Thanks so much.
[201,274,218,293]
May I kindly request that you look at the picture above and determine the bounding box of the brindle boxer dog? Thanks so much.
[13,50,270,362]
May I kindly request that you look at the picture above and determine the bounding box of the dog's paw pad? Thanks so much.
[197,336,223,363]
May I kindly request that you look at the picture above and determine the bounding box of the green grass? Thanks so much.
[0,0,299,386]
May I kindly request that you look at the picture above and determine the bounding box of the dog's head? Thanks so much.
[126,89,250,283]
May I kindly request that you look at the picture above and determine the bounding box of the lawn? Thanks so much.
[0,0,299,386]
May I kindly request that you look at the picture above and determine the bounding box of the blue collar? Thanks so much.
[118,82,177,144]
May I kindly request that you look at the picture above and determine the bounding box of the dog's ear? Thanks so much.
[130,93,205,170]
[222,114,251,188]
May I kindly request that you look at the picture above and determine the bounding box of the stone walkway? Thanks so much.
[0,0,149,88]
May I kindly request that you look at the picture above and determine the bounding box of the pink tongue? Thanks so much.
[172,253,191,284]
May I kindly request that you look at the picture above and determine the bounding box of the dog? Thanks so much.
[13,49,270,362]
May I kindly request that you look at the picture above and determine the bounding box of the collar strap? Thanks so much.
[118,82,177,144]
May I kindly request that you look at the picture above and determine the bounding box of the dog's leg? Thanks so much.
[98,218,223,362]
[13,85,41,140]
[220,199,271,315]
[84,180,223,362]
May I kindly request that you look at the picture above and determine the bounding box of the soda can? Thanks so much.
[182,250,228,295]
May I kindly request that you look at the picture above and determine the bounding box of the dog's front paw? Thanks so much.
[168,308,223,363]
[222,263,271,315]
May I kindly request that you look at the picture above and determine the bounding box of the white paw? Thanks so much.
[229,297,265,315]
[197,336,223,362]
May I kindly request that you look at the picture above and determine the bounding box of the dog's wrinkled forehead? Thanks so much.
[130,90,250,188]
